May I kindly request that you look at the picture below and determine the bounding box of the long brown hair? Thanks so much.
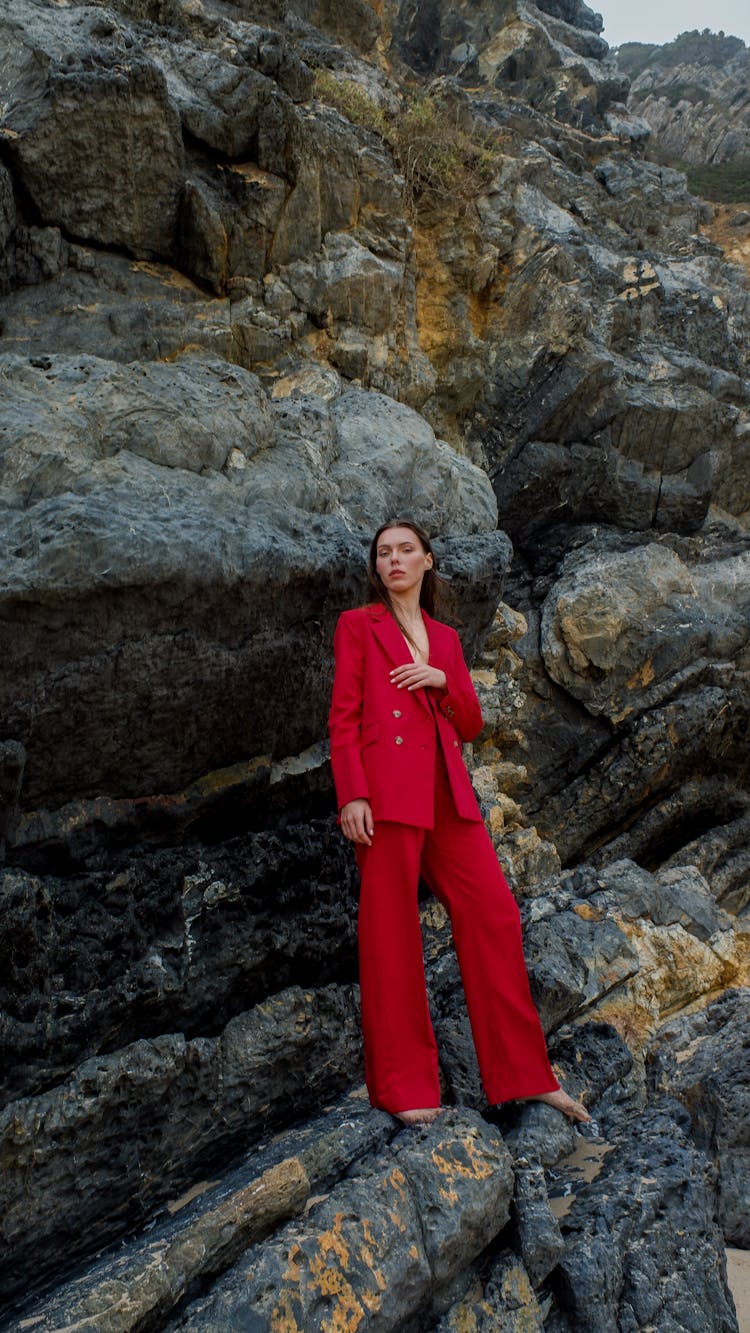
[367,519,445,646]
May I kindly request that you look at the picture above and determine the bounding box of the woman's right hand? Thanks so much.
[340,799,375,846]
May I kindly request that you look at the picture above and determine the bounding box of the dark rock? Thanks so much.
[0,741,25,860]
[536,686,749,866]
[172,1109,514,1330]
[0,983,363,1305]
[11,1091,395,1331]
[510,1159,565,1285]
[0,248,236,362]
[523,902,639,1032]
[648,989,750,1248]
[153,40,303,162]
[546,1099,738,1333]
[660,809,750,915]
[0,815,360,1106]
[432,1250,545,1330]
[0,5,184,257]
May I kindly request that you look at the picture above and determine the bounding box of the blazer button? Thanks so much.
[446,707,455,718]
[453,739,459,747]
[394,735,404,745]
[392,709,402,718]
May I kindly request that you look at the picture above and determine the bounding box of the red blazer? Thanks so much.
[328,603,484,827]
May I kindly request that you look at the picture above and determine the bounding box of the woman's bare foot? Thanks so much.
[524,1088,591,1122]
[393,1107,442,1126]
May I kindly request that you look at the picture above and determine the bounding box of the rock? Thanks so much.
[328,385,498,531]
[1,0,749,1323]
[281,230,404,335]
[648,988,750,1248]
[523,897,639,1033]
[510,1159,565,1284]
[0,815,359,1105]
[0,350,502,816]
[622,33,750,168]
[546,1099,738,1333]
[172,1109,514,1330]
[0,741,25,860]
[0,2,184,257]
[432,1251,546,1330]
[178,165,289,292]
[0,248,237,362]
[152,38,305,162]
[393,0,624,130]
[660,810,750,917]
[556,684,748,867]
[13,1091,394,1332]
[731,210,750,228]
[0,983,363,1305]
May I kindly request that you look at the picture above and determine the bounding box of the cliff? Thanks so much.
[0,0,749,1329]
[620,29,750,173]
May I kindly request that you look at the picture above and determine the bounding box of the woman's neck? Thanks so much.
[389,591,423,624]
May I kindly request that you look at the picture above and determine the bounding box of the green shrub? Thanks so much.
[616,42,659,76]
[685,157,750,202]
[617,29,745,77]
[638,82,713,108]
[313,70,388,138]
[313,71,500,215]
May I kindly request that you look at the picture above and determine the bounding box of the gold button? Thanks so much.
[394,735,404,745]
[453,739,459,747]
[392,709,401,718]
[446,707,455,717]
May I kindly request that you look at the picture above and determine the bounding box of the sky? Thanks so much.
[595,1,750,48]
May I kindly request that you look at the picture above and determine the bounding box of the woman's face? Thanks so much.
[375,526,433,596]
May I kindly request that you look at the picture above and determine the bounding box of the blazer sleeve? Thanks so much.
[434,628,484,743]
[328,611,370,811]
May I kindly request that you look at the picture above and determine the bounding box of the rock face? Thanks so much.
[619,31,750,166]
[1,0,749,1327]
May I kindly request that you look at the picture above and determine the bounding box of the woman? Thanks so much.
[328,519,590,1127]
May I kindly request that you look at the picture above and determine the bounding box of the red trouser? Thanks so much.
[355,748,559,1113]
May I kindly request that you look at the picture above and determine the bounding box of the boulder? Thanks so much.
[546,1100,738,1332]
[0,983,363,1305]
[0,351,501,815]
[0,1,184,256]
[648,988,750,1248]
[174,1109,515,1330]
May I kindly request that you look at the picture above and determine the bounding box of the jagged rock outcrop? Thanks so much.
[619,31,750,166]
[1,0,749,1327]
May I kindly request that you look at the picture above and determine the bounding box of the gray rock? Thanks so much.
[624,35,750,168]
[0,350,501,815]
[0,2,184,257]
[0,983,363,1305]
[10,1091,395,1332]
[510,1159,565,1284]
[173,1109,514,1330]
[660,809,750,916]
[648,988,750,1248]
[547,1100,738,1332]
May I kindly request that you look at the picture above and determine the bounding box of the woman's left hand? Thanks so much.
[390,664,447,692]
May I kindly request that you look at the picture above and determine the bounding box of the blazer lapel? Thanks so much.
[369,604,440,715]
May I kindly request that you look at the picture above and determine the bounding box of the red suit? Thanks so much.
[328,602,559,1113]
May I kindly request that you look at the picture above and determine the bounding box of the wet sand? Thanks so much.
[547,1132,613,1220]
[727,1248,750,1333]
